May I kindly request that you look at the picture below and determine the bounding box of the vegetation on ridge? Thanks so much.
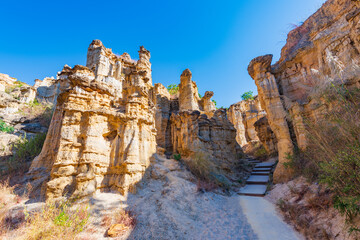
[167,84,179,95]
[241,91,254,101]
[0,120,14,133]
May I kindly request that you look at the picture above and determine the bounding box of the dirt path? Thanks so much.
[86,155,303,240]
[238,196,303,240]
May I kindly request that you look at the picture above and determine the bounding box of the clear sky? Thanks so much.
[0,0,326,107]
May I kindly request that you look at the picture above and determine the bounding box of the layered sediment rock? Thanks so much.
[154,69,243,180]
[27,40,244,199]
[28,40,157,199]
[179,69,200,112]
[167,69,243,179]
[170,109,242,173]
[227,97,266,147]
[248,0,360,181]
[248,55,294,182]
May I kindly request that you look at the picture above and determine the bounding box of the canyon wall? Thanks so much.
[248,0,360,182]
[156,69,243,179]
[28,40,157,199]
[27,41,244,199]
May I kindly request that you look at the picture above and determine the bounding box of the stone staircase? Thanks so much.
[238,159,276,197]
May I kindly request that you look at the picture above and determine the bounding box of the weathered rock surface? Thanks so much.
[179,69,200,112]
[254,116,277,155]
[34,77,60,105]
[28,40,157,199]
[248,55,294,182]
[0,73,17,92]
[248,0,360,181]
[154,83,173,152]
[171,109,242,174]
[20,40,244,199]
[227,97,266,147]
[154,69,244,182]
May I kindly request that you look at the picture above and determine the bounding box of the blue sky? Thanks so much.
[0,0,326,107]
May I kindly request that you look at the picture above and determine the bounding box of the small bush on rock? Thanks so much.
[5,133,46,174]
[0,120,14,133]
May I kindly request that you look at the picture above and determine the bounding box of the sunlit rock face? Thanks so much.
[170,109,243,173]
[153,69,243,178]
[248,55,294,182]
[0,73,17,92]
[227,97,266,147]
[34,77,60,105]
[28,40,156,199]
[249,0,360,182]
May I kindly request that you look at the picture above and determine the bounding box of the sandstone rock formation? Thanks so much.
[248,55,294,182]
[254,116,277,155]
[160,70,244,182]
[28,40,157,199]
[248,0,360,182]
[24,40,245,199]
[179,69,201,112]
[200,91,216,115]
[34,77,60,105]
[154,83,173,152]
[227,97,266,147]
[0,73,16,92]
[170,109,242,175]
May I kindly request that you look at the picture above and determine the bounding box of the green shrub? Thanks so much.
[212,99,217,107]
[320,143,360,224]
[287,84,360,232]
[173,154,181,161]
[23,200,90,239]
[28,98,41,107]
[0,120,14,133]
[167,84,179,95]
[241,91,254,101]
[5,81,25,93]
[6,133,47,173]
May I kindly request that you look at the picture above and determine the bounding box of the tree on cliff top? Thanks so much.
[241,91,254,101]
[167,84,179,95]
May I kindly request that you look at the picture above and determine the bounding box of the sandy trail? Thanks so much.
[87,155,301,239]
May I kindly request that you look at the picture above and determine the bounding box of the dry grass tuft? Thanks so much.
[183,151,231,190]
[19,200,90,240]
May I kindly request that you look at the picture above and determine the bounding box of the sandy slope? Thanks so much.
[87,155,302,240]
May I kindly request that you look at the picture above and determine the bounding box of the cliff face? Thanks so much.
[28,40,157,199]
[248,0,360,182]
[27,41,244,199]
[227,97,266,147]
[171,109,242,173]
[34,77,60,105]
